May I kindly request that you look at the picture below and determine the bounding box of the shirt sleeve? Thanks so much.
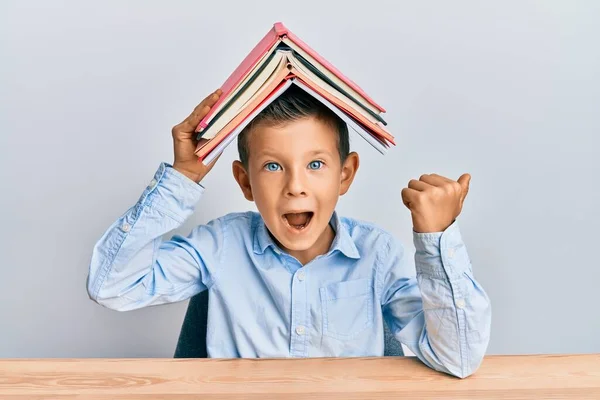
[378,221,492,378]
[86,163,226,311]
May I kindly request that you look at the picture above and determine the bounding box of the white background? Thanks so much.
[1,0,598,357]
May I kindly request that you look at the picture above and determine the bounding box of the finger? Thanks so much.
[188,89,222,129]
[457,173,471,203]
[407,179,431,192]
[176,89,222,133]
[401,187,420,209]
[457,173,471,191]
[429,173,455,184]
[190,89,222,118]
[419,173,451,187]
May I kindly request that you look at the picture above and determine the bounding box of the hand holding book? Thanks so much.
[171,89,223,183]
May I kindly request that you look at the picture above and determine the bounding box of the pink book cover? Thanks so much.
[196,22,385,131]
[281,24,385,113]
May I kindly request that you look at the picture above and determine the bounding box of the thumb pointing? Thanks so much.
[457,173,471,203]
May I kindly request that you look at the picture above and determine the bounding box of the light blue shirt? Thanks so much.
[87,163,491,378]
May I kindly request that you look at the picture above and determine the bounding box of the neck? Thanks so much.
[275,223,335,266]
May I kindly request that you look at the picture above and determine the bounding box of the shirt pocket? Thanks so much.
[320,278,373,341]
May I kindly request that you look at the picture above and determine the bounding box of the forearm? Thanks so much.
[409,222,491,378]
[86,163,206,310]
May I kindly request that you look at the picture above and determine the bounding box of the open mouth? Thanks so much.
[282,211,314,231]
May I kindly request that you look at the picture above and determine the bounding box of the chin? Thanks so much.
[278,235,318,252]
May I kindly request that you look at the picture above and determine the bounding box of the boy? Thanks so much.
[87,86,491,378]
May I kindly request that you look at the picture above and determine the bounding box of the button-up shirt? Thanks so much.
[87,163,491,378]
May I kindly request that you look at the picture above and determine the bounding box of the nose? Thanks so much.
[284,168,307,197]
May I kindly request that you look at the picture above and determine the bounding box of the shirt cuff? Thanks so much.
[144,162,205,223]
[413,220,470,280]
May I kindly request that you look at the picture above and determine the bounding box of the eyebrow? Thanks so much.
[256,149,333,159]
[257,149,280,156]
[307,150,332,157]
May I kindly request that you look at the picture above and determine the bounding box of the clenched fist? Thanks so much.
[401,173,471,233]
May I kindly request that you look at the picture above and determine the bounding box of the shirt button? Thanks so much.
[448,248,455,258]
[121,223,131,232]
[295,325,305,335]
[148,179,157,189]
[297,270,305,281]
[456,298,465,309]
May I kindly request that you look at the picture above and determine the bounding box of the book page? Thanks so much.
[202,40,282,127]
[282,38,381,116]
[287,55,382,127]
[292,79,388,153]
[199,52,288,140]
[201,79,295,165]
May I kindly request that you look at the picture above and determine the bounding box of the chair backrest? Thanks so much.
[174,290,404,358]
[174,290,210,358]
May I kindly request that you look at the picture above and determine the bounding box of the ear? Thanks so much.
[232,160,254,201]
[339,151,359,196]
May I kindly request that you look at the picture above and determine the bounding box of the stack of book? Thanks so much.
[194,22,395,164]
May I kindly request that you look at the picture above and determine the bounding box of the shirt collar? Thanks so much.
[253,211,360,260]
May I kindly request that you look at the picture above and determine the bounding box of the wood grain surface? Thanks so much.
[1,354,599,399]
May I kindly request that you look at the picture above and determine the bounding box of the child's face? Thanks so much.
[232,116,359,263]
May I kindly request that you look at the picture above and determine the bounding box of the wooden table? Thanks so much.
[1,355,599,399]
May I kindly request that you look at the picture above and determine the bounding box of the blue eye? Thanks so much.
[308,160,323,170]
[264,162,281,171]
